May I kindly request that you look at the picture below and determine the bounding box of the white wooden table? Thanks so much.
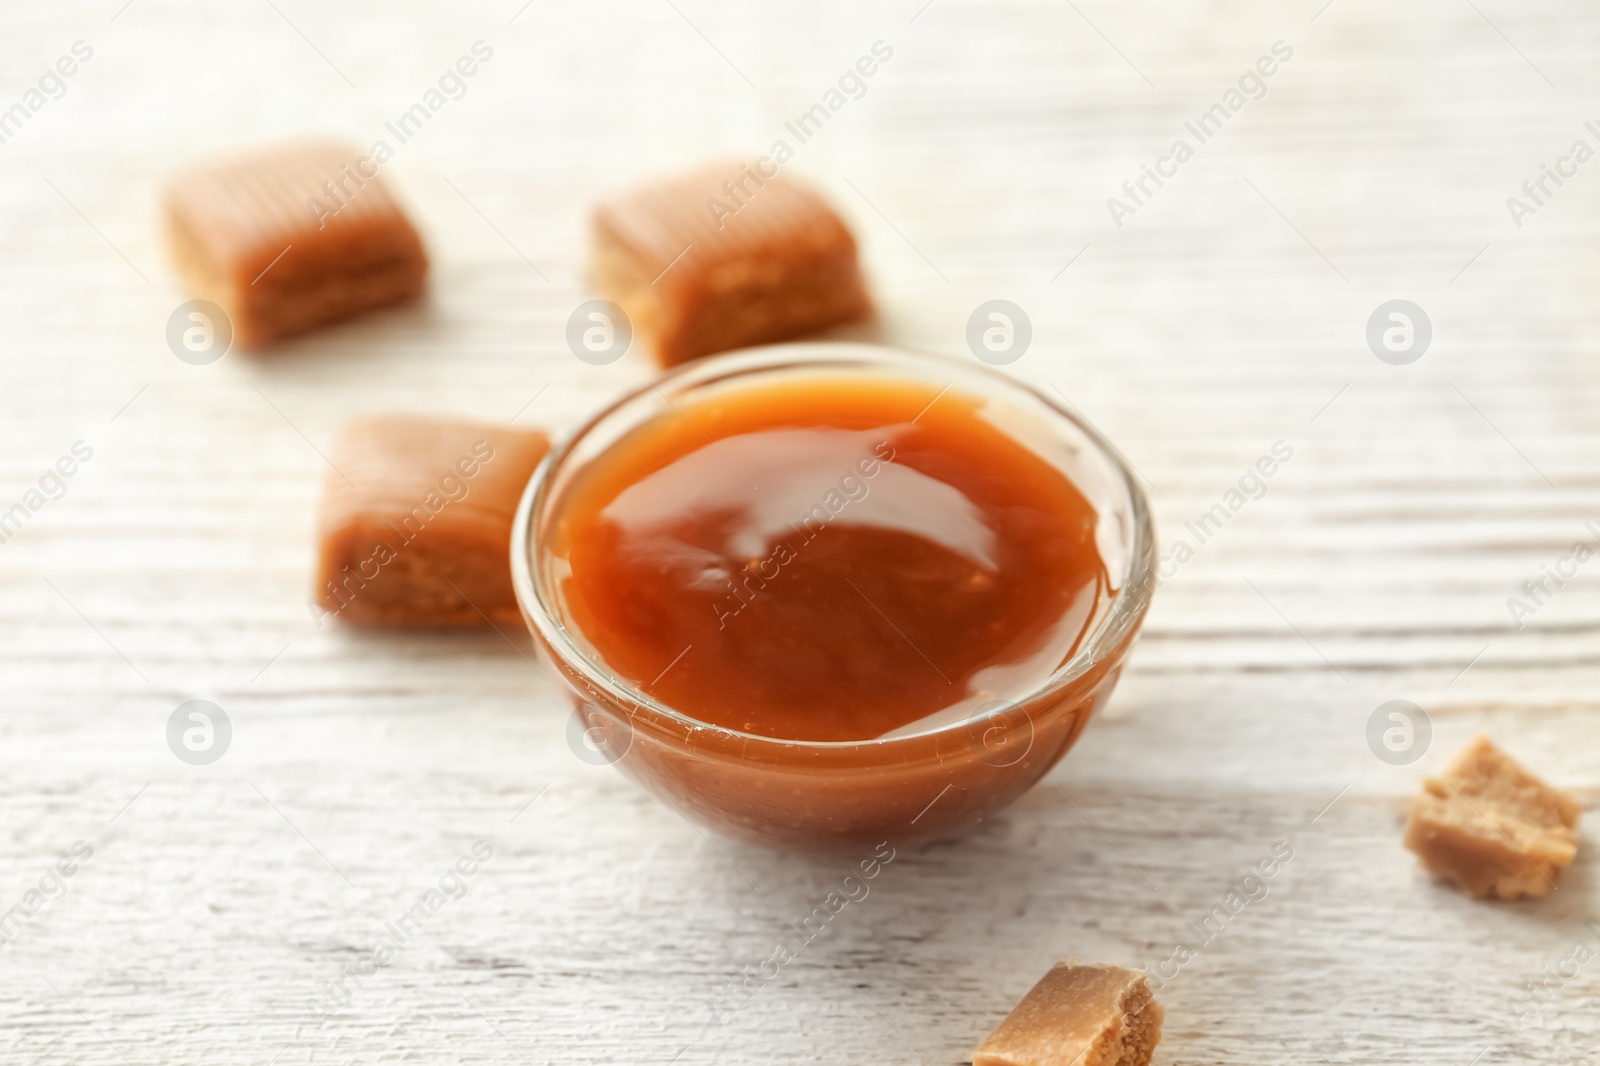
[2,1,1597,1062]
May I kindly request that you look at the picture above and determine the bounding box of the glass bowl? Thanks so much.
[511,343,1155,850]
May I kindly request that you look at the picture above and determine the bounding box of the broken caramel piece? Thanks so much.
[974,961,1162,1066]
[1403,734,1580,900]
[590,163,871,367]
[314,416,548,627]
[164,140,428,348]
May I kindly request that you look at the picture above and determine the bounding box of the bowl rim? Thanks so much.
[510,341,1156,752]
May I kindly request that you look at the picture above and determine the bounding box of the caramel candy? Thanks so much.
[164,140,428,348]
[591,163,871,366]
[974,961,1162,1066]
[1403,734,1580,900]
[314,416,548,627]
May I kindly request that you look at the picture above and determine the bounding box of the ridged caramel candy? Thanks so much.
[591,163,871,366]
[164,140,427,348]
[974,962,1162,1066]
[314,416,548,628]
[1404,734,1580,900]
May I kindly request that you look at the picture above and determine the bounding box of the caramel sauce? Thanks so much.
[547,378,1108,742]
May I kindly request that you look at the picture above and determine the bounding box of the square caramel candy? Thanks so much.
[975,961,1162,1066]
[1403,734,1580,900]
[314,416,548,628]
[163,140,428,348]
[590,163,871,366]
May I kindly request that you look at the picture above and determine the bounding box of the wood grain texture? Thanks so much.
[1,0,1598,1062]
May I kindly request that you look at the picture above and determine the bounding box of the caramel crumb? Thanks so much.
[974,961,1162,1066]
[1403,734,1580,900]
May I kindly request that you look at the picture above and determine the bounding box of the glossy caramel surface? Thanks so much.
[547,378,1108,742]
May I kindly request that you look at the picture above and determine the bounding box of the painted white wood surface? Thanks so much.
[1,0,1598,1062]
